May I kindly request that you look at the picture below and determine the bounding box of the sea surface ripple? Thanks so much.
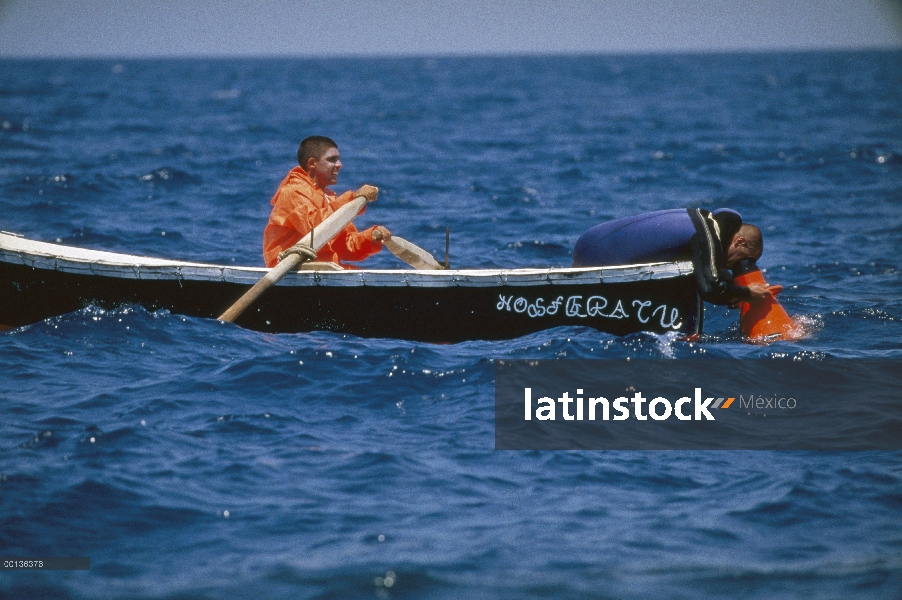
[1,52,901,599]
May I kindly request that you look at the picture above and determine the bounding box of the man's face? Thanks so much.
[724,236,761,268]
[309,146,342,189]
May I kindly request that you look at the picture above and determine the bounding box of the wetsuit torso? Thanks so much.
[572,207,752,306]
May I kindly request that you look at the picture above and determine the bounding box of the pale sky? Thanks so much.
[0,0,900,57]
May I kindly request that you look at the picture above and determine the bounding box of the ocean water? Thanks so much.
[1,51,901,598]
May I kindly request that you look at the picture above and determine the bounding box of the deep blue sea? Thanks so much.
[1,52,901,599]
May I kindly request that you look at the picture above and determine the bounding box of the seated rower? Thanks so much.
[572,208,771,307]
[263,136,391,269]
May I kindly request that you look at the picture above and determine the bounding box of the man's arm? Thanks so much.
[329,184,378,210]
[333,185,392,262]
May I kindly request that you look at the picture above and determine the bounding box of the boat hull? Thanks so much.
[0,233,702,342]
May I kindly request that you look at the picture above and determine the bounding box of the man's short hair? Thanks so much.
[297,136,338,166]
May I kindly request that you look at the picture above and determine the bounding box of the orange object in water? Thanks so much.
[733,260,798,341]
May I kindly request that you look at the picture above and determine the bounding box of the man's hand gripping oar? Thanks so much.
[217,192,372,323]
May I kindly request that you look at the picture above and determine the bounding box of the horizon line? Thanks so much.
[2,44,901,61]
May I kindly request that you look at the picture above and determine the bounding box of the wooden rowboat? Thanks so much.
[0,231,702,341]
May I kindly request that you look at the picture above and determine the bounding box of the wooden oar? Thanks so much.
[218,196,367,323]
[384,236,444,270]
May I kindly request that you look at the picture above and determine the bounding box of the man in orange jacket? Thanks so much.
[263,136,391,268]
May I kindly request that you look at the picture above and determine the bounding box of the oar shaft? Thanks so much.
[291,196,368,256]
[217,253,303,322]
[218,196,367,323]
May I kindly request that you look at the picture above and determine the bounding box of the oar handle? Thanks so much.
[218,196,368,323]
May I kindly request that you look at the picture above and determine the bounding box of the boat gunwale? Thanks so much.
[0,232,695,288]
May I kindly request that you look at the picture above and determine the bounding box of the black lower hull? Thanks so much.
[0,261,701,342]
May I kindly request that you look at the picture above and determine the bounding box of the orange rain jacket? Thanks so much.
[262,167,382,268]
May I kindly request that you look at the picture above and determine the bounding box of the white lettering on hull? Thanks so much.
[496,294,682,330]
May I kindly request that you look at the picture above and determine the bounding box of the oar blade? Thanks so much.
[385,236,444,270]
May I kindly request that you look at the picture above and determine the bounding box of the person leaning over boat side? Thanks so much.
[572,208,771,306]
[262,136,391,268]
[685,208,770,306]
